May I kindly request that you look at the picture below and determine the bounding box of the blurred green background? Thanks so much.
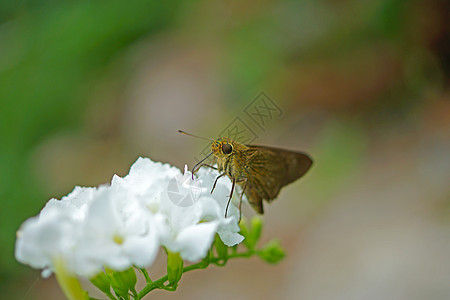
[1,0,449,299]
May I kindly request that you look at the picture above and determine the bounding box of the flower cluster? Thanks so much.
[15,157,244,278]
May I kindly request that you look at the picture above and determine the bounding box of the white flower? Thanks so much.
[193,167,245,247]
[15,156,244,277]
[112,158,243,261]
[15,187,94,277]
[157,169,220,261]
[111,157,181,213]
[71,186,160,277]
[15,185,161,277]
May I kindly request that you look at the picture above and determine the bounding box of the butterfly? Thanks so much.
[180,130,313,218]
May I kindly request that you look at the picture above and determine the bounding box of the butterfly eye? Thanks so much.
[222,143,232,154]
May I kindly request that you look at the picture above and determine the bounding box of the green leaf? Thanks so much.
[258,239,285,264]
[167,251,183,286]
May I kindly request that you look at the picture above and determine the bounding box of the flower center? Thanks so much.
[113,234,124,245]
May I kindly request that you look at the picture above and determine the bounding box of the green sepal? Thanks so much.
[239,218,251,249]
[167,251,183,286]
[258,239,285,264]
[53,257,90,300]
[249,216,263,246]
[214,234,228,265]
[240,217,263,251]
[89,271,114,298]
[105,267,137,299]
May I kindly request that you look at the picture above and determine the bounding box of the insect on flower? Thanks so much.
[179,130,313,220]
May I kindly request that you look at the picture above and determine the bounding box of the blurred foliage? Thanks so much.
[0,0,183,287]
[0,0,447,298]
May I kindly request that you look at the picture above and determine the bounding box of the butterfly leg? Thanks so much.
[211,173,226,194]
[225,178,247,221]
[225,178,236,218]
[237,178,248,223]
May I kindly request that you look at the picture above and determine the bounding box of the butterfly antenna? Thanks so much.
[178,130,214,141]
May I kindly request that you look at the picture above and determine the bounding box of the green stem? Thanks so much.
[137,274,169,297]
[139,268,152,284]
[136,250,255,299]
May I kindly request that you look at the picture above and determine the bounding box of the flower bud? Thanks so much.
[167,251,183,286]
[258,239,285,264]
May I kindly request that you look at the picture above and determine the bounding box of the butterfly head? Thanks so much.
[211,138,234,158]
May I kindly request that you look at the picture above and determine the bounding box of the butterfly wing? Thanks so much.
[242,145,313,214]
